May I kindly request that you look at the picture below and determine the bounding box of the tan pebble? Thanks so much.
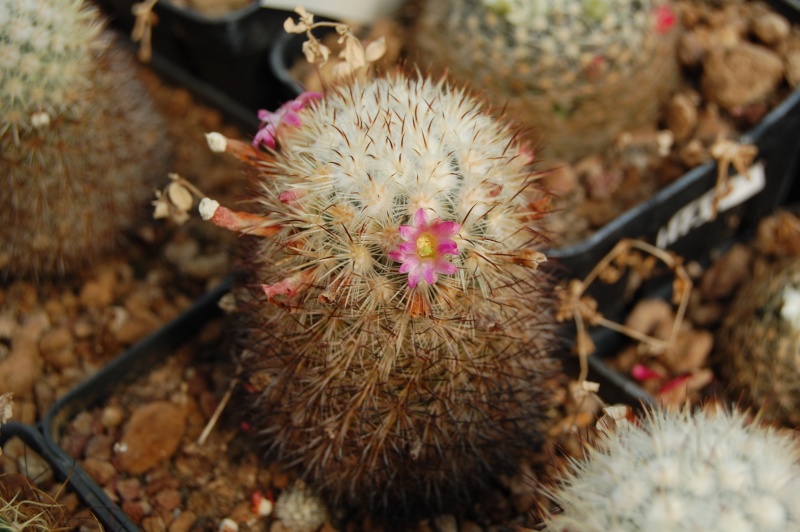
[700,243,751,299]
[0,312,48,397]
[122,500,152,525]
[71,411,96,436]
[181,253,229,279]
[141,515,168,532]
[72,318,94,339]
[624,299,674,337]
[433,514,458,532]
[43,298,67,322]
[101,405,126,428]
[229,500,255,523]
[673,330,713,373]
[155,488,182,511]
[168,511,197,532]
[115,315,161,345]
[702,42,784,111]
[80,280,114,309]
[118,401,186,475]
[39,325,76,367]
[752,12,790,46]
[85,434,115,461]
[81,457,118,485]
[665,92,698,143]
[116,477,142,501]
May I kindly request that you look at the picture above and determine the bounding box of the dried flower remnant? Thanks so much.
[389,208,460,288]
[283,6,386,79]
[253,91,322,149]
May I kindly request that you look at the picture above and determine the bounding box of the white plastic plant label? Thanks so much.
[655,161,766,249]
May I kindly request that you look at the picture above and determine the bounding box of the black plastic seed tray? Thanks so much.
[0,421,125,530]
[37,278,231,532]
[96,0,288,124]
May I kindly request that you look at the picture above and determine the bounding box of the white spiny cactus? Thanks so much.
[413,0,680,160]
[545,407,800,532]
[0,0,103,139]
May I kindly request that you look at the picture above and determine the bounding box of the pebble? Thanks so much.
[0,311,48,397]
[39,325,75,369]
[118,401,187,475]
[155,488,183,511]
[168,510,197,532]
[116,477,142,501]
[665,92,698,142]
[79,270,116,309]
[433,514,458,532]
[702,42,784,111]
[81,457,118,485]
[752,12,790,46]
[85,434,115,461]
[101,404,126,428]
[122,499,152,525]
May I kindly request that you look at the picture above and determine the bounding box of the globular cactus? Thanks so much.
[545,406,800,531]
[716,258,800,426]
[0,0,171,276]
[201,72,561,521]
[412,0,680,161]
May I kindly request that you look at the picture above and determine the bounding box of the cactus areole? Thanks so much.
[210,73,561,521]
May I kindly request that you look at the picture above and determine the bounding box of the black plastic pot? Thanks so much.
[36,278,231,532]
[95,0,289,130]
[0,421,113,529]
[269,0,800,326]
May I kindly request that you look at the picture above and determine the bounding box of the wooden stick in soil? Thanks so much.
[198,378,239,446]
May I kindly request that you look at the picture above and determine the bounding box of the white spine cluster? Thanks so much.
[256,73,548,349]
[0,0,103,136]
[274,484,329,532]
[545,407,800,532]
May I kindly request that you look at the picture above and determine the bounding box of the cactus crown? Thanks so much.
[546,407,800,531]
[252,73,548,339]
[0,0,104,139]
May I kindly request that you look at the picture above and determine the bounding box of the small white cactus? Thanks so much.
[274,483,329,532]
[545,407,800,532]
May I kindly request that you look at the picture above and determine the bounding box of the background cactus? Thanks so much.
[0,0,171,276]
[207,72,562,521]
[716,258,800,426]
[545,406,800,531]
[411,0,680,161]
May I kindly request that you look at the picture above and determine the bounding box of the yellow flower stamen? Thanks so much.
[416,233,437,258]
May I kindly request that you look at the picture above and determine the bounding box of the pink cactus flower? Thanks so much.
[253,91,322,149]
[389,208,460,289]
[652,5,677,34]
